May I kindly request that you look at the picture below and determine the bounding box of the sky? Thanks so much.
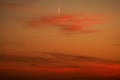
[0,0,120,64]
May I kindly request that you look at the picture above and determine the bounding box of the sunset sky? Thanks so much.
[0,0,120,64]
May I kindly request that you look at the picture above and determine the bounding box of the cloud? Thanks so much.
[0,0,38,5]
[59,24,99,33]
[0,54,54,63]
[1,1,108,34]
[40,51,120,64]
[28,14,108,33]
[0,51,119,67]
[0,0,41,15]
[0,41,25,46]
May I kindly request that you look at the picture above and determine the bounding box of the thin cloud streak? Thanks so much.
[0,52,120,67]
[28,14,108,33]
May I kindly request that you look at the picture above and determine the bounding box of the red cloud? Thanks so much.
[28,14,108,34]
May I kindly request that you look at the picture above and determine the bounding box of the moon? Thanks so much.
[57,5,61,15]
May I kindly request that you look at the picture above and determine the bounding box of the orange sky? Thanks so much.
[0,0,120,63]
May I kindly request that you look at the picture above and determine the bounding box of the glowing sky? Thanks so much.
[0,0,120,62]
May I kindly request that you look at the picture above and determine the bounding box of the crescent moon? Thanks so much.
[57,5,61,15]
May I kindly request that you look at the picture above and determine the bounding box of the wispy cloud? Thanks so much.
[28,14,108,33]
[0,52,120,80]
[0,51,119,67]
[0,41,25,46]
[0,0,41,15]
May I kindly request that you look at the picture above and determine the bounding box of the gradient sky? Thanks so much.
[0,0,120,62]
